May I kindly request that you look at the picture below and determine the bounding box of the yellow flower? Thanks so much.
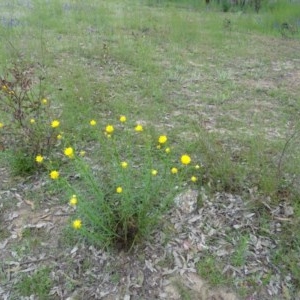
[72,219,82,230]
[158,135,167,144]
[105,125,114,134]
[191,176,198,182]
[1,85,8,91]
[171,167,178,174]
[80,150,86,157]
[151,169,158,176]
[50,170,59,180]
[195,164,201,169]
[181,154,191,165]
[41,98,48,104]
[121,161,128,168]
[69,195,78,206]
[30,118,35,124]
[90,120,96,126]
[134,124,143,132]
[0,122,4,128]
[35,155,44,163]
[165,147,171,154]
[64,147,74,158]
[116,186,123,194]
[57,134,63,140]
[119,115,126,122]
[51,120,60,128]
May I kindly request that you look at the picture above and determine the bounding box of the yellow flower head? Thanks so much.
[51,120,60,128]
[1,85,8,91]
[116,186,123,194]
[57,134,63,140]
[191,176,198,182]
[30,118,35,124]
[151,169,158,176]
[134,124,143,132]
[41,98,48,104]
[0,122,4,128]
[35,155,44,163]
[121,161,128,168]
[90,120,97,126]
[105,124,114,134]
[181,154,191,165]
[195,164,201,170]
[80,150,86,157]
[50,170,59,180]
[119,115,126,123]
[69,195,78,206]
[171,167,178,174]
[72,219,82,230]
[165,147,171,154]
[64,147,74,158]
[158,135,167,144]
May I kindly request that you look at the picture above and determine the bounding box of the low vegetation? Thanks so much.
[0,0,299,298]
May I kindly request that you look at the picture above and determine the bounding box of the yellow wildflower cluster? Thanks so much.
[171,167,178,174]
[69,195,78,206]
[72,219,82,229]
[105,125,114,134]
[181,154,191,165]
[50,170,59,180]
[35,155,44,163]
[51,120,60,128]
[158,135,167,144]
[121,161,128,168]
[64,147,74,159]
[134,124,143,132]
[119,115,126,123]
[151,169,158,176]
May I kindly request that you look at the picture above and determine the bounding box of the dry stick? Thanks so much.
[277,129,299,183]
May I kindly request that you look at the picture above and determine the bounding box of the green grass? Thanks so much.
[0,0,300,298]
[16,266,52,298]
[197,254,231,287]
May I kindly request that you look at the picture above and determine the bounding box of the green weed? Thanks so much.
[16,266,52,298]
[231,235,249,267]
[197,254,230,286]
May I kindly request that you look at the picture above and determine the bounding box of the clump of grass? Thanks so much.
[197,254,230,287]
[16,266,52,298]
[41,115,202,251]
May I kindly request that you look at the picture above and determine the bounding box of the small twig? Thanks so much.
[20,253,65,266]
[277,128,299,179]
[273,217,292,222]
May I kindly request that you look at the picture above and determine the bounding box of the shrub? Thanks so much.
[0,63,60,174]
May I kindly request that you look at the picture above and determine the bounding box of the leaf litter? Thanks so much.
[0,171,298,299]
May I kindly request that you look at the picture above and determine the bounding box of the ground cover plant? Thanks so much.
[0,0,300,298]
